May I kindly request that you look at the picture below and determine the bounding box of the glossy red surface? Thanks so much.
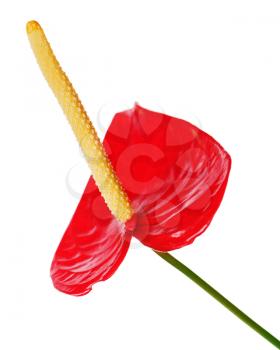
[51,104,231,295]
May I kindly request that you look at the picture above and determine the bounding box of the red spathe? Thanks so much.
[51,104,231,296]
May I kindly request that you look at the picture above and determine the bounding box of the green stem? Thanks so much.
[154,251,280,349]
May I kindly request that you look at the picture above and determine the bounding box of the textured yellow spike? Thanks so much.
[26,20,133,223]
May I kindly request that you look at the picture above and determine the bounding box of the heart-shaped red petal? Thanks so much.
[51,104,231,295]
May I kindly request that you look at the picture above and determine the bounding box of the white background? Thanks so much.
[0,1,280,349]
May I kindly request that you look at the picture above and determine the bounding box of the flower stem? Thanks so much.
[154,251,280,349]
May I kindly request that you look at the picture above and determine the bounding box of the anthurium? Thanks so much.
[26,20,280,348]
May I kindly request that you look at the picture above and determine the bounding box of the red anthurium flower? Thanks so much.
[28,22,280,347]
[51,104,231,296]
